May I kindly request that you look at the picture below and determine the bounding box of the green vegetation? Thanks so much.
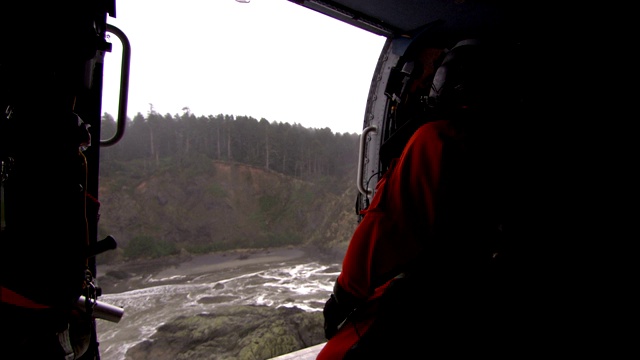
[101,111,359,182]
[207,182,226,198]
[124,235,179,260]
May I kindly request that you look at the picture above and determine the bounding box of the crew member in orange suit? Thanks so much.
[317,39,516,359]
[317,119,452,360]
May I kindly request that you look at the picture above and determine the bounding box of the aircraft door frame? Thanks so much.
[356,36,415,217]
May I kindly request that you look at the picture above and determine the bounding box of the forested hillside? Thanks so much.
[97,112,361,264]
[100,111,358,182]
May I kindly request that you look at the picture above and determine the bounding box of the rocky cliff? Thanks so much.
[97,160,358,264]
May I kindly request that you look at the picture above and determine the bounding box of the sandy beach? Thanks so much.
[155,247,308,277]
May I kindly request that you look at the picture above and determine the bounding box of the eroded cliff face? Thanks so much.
[97,160,357,263]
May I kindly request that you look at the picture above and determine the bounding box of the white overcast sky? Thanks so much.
[101,0,386,135]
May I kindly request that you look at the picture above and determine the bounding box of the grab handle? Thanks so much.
[101,24,131,147]
[356,125,377,196]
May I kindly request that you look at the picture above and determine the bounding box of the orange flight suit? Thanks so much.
[317,119,457,359]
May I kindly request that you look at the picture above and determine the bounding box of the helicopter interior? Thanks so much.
[1,0,621,359]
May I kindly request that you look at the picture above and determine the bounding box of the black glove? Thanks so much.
[323,281,367,339]
[323,293,350,340]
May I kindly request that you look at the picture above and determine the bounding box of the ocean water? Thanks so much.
[95,261,340,360]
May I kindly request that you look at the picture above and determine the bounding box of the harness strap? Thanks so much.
[0,286,51,309]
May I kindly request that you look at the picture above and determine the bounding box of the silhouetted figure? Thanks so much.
[318,39,520,359]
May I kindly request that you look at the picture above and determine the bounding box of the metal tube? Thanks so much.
[76,296,124,323]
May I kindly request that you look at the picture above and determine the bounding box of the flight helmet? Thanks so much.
[427,39,491,117]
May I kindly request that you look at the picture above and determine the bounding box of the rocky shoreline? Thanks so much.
[125,305,326,360]
[95,246,333,360]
